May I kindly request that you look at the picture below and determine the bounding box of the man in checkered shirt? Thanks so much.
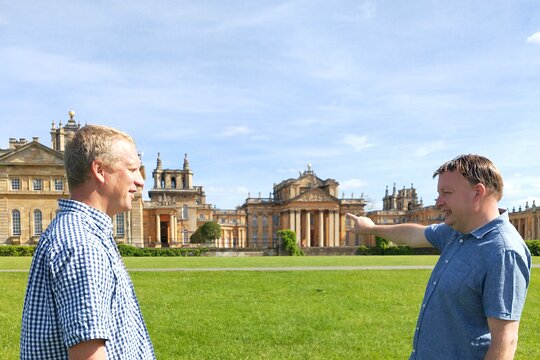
[20,125,156,359]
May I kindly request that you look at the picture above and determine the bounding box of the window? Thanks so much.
[11,178,20,190]
[198,213,205,220]
[252,234,258,247]
[54,179,63,191]
[33,178,43,191]
[34,210,43,235]
[263,233,268,247]
[273,215,280,227]
[171,177,176,189]
[116,213,125,237]
[252,214,258,227]
[262,216,268,227]
[182,205,189,219]
[183,229,189,245]
[12,210,21,236]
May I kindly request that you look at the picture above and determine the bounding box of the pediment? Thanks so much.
[0,142,64,166]
[290,188,338,203]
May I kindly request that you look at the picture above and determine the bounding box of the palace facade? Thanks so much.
[239,165,367,248]
[1,113,538,248]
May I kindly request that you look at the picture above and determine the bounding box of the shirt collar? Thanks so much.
[468,209,507,239]
[58,199,113,236]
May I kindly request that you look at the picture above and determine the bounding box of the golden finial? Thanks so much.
[68,110,75,120]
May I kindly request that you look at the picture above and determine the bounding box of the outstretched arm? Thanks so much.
[346,213,431,248]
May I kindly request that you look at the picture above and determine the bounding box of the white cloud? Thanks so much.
[526,32,540,44]
[221,126,255,137]
[340,178,366,190]
[1,46,119,84]
[342,135,375,151]
[413,140,450,157]
[207,185,249,194]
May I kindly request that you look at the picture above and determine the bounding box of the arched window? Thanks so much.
[171,177,176,189]
[252,214,258,227]
[262,215,268,227]
[252,233,258,247]
[34,210,43,235]
[12,210,21,236]
[182,205,189,219]
[183,229,189,244]
[116,213,125,237]
[160,174,166,188]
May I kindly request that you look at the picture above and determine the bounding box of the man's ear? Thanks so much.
[91,160,107,184]
[474,183,487,199]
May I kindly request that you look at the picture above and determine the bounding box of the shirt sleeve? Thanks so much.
[483,249,530,321]
[51,240,116,348]
[425,223,455,252]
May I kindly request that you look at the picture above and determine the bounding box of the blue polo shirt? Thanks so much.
[20,199,155,359]
[410,210,531,359]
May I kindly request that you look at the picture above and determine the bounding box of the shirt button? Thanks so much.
[459,239,464,243]
[433,281,437,285]
[445,260,449,263]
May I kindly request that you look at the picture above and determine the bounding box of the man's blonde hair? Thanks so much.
[433,154,504,201]
[64,125,135,189]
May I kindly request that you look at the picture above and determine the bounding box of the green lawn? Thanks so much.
[1,256,538,359]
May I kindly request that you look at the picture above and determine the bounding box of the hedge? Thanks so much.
[0,244,207,257]
[358,240,540,256]
[1,241,539,257]
[356,245,415,256]
[117,244,208,257]
[0,245,36,256]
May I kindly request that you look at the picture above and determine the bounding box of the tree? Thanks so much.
[190,228,205,245]
[190,221,222,245]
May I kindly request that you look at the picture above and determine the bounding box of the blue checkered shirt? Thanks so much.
[20,199,155,359]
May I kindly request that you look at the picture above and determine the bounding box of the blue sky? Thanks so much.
[1,1,540,211]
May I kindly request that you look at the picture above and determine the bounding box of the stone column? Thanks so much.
[171,214,176,242]
[289,210,295,232]
[295,210,302,245]
[155,214,160,244]
[306,212,311,247]
[328,211,334,247]
[334,211,340,247]
[318,211,324,247]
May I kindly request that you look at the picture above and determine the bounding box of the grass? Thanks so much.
[1,256,538,359]
[0,255,441,270]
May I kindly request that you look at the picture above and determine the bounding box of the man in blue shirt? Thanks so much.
[21,125,156,359]
[347,154,531,359]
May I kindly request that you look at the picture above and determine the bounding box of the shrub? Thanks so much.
[525,240,540,256]
[277,229,304,256]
